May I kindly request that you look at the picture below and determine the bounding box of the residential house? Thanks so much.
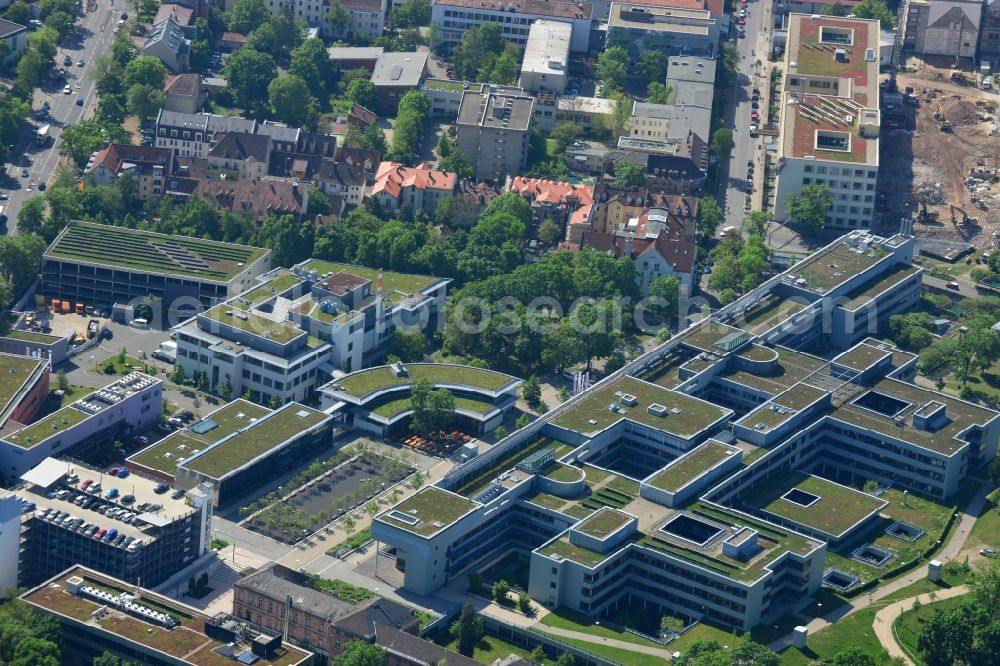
[370,162,457,215]
[556,95,615,132]
[335,146,381,184]
[456,90,534,183]
[196,178,308,220]
[370,52,429,114]
[87,145,173,201]
[0,19,27,66]
[588,183,698,240]
[576,225,697,296]
[903,0,980,60]
[327,46,385,71]
[164,73,206,114]
[155,2,195,26]
[452,181,501,226]
[982,0,1000,65]
[348,103,377,130]
[207,132,271,179]
[340,0,389,39]
[507,177,594,235]
[142,17,190,73]
[218,31,246,51]
[315,159,366,207]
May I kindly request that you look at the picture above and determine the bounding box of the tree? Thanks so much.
[247,13,302,62]
[745,210,773,239]
[269,393,283,408]
[225,47,277,113]
[492,579,510,604]
[216,376,234,398]
[389,330,426,361]
[290,38,335,100]
[710,127,735,163]
[332,641,386,666]
[17,197,46,236]
[538,218,562,246]
[410,379,455,437]
[391,0,431,27]
[521,375,541,406]
[698,197,723,237]
[820,1,849,15]
[493,425,508,439]
[436,134,472,178]
[126,83,166,122]
[649,276,680,321]
[5,1,31,25]
[93,652,138,666]
[455,601,484,656]
[59,120,107,168]
[888,312,936,351]
[660,615,684,638]
[555,654,576,666]
[613,160,646,188]
[638,50,667,87]
[550,122,581,153]
[343,515,356,534]
[306,185,331,216]
[346,78,377,110]
[853,0,894,27]
[268,75,316,128]
[647,82,671,104]
[452,23,504,81]
[227,0,269,34]
[596,46,629,93]
[517,592,533,614]
[325,0,351,36]
[122,56,168,90]
[787,183,833,231]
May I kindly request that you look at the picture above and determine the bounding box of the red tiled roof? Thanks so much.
[220,32,246,44]
[579,229,696,273]
[371,162,457,199]
[155,3,193,25]
[508,177,595,207]
[196,178,306,218]
[90,144,171,174]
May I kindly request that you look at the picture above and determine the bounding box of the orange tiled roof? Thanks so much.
[508,177,594,207]
[371,162,458,198]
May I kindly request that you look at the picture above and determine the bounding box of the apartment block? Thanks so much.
[773,15,881,229]
[902,0,980,59]
[456,90,534,183]
[432,0,593,53]
[3,457,212,587]
[0,373,163,483]
[87,145,173,201]
[608,1,720,57]
[370,162,458,216]
[519,19,572,94]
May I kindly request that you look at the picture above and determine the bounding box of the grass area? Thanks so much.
[89,354,145,376]
[313,577,375,603]
[327,526,373,554]
[533,630,665,666]
[201,305,303,344]
[742,472,886,538]
[47,221,267,281]
[6,404,89,447]
[648,441,732,492]
[210,538,229,550]
[552,376,729,437]
[962,488,1000,557]
[539,608,662,648]
[433,631,555,665]
[894,594,967,663]
[543,464,583,483]
[0,354,45,412]
[196,399,271,441]
[299,260,438,297]
[337,363,516,399]
[184,405,327,478]
[236,271,302,308]
[371,395,497,418]
[380,487,478,537]
[576,508,630,537]
[4,329,61,343]
[538,536,609,568]
[523,491,569,510]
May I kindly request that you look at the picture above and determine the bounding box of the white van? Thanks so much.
[131,318,149,328]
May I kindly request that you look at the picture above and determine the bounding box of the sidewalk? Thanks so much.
[872,585,969,665]
[769,481,992,651]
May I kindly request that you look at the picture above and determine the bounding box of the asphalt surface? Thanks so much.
[1,0,120,234]
[722,0,768,232]
[923,273,978,299]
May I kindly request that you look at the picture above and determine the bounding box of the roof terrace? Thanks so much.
[379,487,479,537]
[201,304,304,345]
[334,364,518,400]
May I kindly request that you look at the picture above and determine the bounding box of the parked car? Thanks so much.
[947,281,961,290]
[131,435,149,446]
[116,468,129,478]
[154,483,169,494]
[121,494,135,505]
[981,548,997,558]
[104,488,119,499]
[171,488,186,499]
[63,55,72,66]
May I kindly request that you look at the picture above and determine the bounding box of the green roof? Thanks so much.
[552,376,729,438]
[3,330,62,344]
[791,241,885,294]
[575,508,631,538]
[739,296,810,334]
[539,535,616,568]
[299,260,440,298]
[678,322,748,352]
[720,345,827,395]
[0,354,46,417]
[128,432,207,475]
[647,441,733,492]
[182,404,328,478]
[201,305,304,344]
[194,399,271,441]
[845,265,921,308]
[370,395,497,418]
[379,487,478,537]
[46,222,268,283]
[834,342,891,372]
[234,271,303,310]
[742,472,886,538]
[336,364,518,400]
[454,436,563,498]
[6,405,90,448]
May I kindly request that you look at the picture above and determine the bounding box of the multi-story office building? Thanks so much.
[173,262,449,403]
[0,352,50,435]
[773,15,881,229]
[456,90,534,183]
[128,400,333,507]
[432,0,593,53]
[608,1,720,57]
[42,221,272,319]
[519,20,572,94]
[0,373,163,483]
[2,457,213,587]
[23,566,314,666]
[372,230,993,630]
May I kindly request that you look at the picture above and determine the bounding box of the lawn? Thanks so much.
[537,536,608,568]
[299,260,438,297]
[202,305,303,344]
[893,594,967,663]
[4,329,61,344]
[89,354,146,376]
[648,441,732,492]
[326,526,373,554]
[337,364,516,400]
[7,404,90,447]
[576,509,630,538]
[312,577,375,603]
[961,488,1000,558]
[433,631,555,665]
[543,464,583,483]
[539,608,662,648]
[532,630,665,666]
[380,487,478,536]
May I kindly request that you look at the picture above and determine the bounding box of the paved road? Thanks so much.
[873,585,969,665]
[721,0,769,232]
[923,274,978,299]
[1,0,119,234]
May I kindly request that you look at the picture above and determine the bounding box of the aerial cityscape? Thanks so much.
[0,0,998,664]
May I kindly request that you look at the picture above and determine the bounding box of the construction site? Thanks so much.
[877,59,1000,255]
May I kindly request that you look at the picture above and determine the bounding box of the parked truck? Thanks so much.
[35,124,50,145]
[152,340,176,364]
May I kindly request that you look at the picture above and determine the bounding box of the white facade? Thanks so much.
[265,0,386,38]
[0,497,20,592]
[519,20,571,94]
[629,102,672,141]
[432,0,593,53]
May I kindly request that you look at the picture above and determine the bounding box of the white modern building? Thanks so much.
[519,20,572,95]
[432,0,593,53]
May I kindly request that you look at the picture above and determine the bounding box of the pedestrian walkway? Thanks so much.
[873,585,969,665]
[769,481,992,651]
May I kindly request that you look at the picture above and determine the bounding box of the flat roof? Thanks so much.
[6,405,91,448]
[552,375,731,438]
[334,363,519,400]
[788,237,887,294]
[0,353,46,421]
[742,472,886,539]
[128,432,211,475]
[20,456,74,488]
[371,52,428,87]
[575,508,632,538]
[369,395,498,418]
[22,567,312,666]
[609,3,712,34]
[720,345,827,395]
[833,341,892,372]
[182,404,329,479]
[458,91,534,130]
[833,377,999,456]
[326,46,384,58]
[647,440,734,492]
[201,304,304,345]
[434,0,592,19]
[738,384,828,432]
[378,487,478,537]
[522,20,571,76]
[845,264,921,308]
[297,260,440,298]
[45,222,268,283]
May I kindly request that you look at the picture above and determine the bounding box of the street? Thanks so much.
[721,0,771,232]
[1,0,119,234]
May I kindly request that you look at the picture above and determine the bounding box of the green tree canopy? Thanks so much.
[122,55,168,90]
[224,47,277,113]
[787,183,833,231]
[410,379,456,436]
[268,75,317,128]
[227,0,269,34]
[596,46,629,93]
[613,160,647,188]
